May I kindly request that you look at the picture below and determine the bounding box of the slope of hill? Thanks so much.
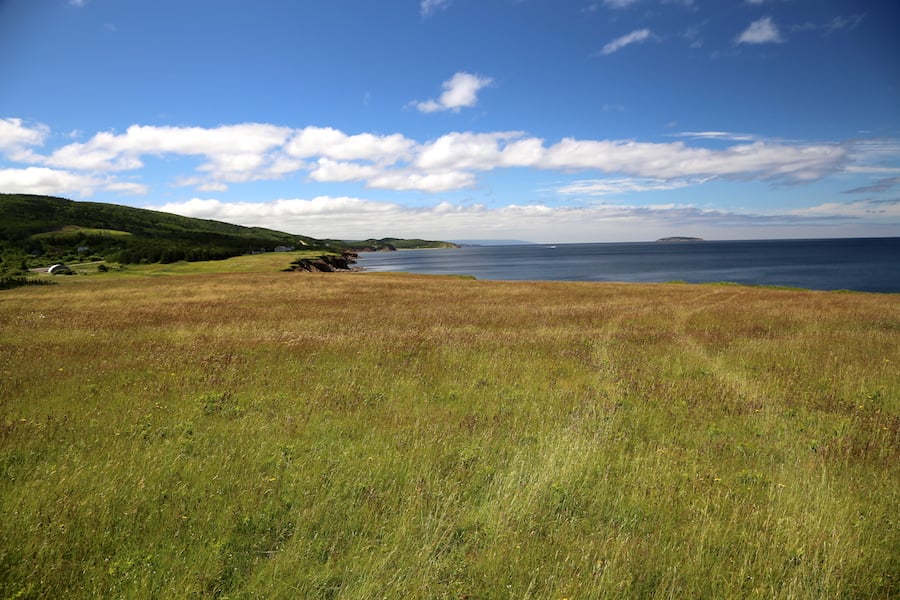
[0,193,328,265]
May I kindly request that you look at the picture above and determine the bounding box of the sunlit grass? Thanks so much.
[37,250,327,279]
[32,225,133,238]
[1,271,897,598]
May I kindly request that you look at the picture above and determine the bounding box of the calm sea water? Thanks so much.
[355,238,900,293]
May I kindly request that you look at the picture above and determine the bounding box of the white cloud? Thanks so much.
[1,118,857,196]
[789,199,900,219]
[103,181,149,195]
[194,180,229,193]
[0,167,108,197]
[539,138,845,181]
[414,72,494,113]
[154,196,397,221]
[41,123,292,176]
[308,158,380,183]
[150,196,413,239]
[675,131,758,142]
[420,0,451,18]
[556,177,706,196]
[414,132,539,171]
[367,170,477,193]
[0,118,49,161]
[603,0,640,8]
[145,195,892,244]
[284,126,413,164]
[601,29,653,55]
[736,17,783,45]
[844,140,900,176]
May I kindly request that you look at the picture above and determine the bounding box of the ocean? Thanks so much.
[355,237,900,293]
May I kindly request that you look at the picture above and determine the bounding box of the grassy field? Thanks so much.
[33,251,333,278]
[1,266,897,598]
[31,225,134,238]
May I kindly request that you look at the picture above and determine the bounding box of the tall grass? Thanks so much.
[1,272,897,598]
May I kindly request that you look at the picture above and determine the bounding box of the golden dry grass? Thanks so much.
[1,271,898,598]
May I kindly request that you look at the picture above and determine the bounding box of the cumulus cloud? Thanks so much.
[307,158,380,183]
[284,126,413,164]
[413,72,494,113]
[0,167,145,197]
[41,122,292,176]
[414,132,541,171]
[601,29,653,55]
[736,17,783,45]
[0,118,857,196]
[366,170,477,192]
[0,118,49,161]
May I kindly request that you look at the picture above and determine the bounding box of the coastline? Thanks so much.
[353,238,900,293]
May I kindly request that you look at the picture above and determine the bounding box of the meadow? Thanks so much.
[1,261,898,598]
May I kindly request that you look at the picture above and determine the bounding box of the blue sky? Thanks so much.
[1,0,898,242]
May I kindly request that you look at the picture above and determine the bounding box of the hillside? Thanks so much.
[347,237,459,251]
[0,194,453,276]
[0,193,328,269]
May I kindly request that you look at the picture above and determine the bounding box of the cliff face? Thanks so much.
[287,251,358,272]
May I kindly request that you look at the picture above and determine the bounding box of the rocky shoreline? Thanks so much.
[286,251,361,273]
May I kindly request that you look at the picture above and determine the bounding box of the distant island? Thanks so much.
[656,236,704,243]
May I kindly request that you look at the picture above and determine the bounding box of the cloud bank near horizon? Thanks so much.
[143,195,900,244]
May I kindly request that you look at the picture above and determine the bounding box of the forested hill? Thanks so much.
[0,193,330,267]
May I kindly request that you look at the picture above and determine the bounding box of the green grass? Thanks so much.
[1,271,897,598]
[31,225,133,238]
[32,250,328,279]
